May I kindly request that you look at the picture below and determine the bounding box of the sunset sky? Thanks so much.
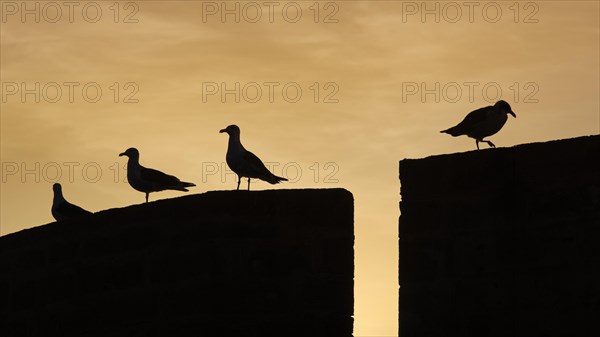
[1,1,599,335]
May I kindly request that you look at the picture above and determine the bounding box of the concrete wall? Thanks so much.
[1,189,354,337]
[399,135,600,337]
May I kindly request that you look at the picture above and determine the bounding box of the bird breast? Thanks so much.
[469,109,508,138]
[225,149,245,172]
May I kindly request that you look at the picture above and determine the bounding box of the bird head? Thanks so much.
[495,100,516,118]
[219,125,241,136]
[52,183,62,193]
[119,147,140,159]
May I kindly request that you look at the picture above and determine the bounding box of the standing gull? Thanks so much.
[119,147,195,203]
[51,183,93,221]
[441,100,516,149]
[220,125,288,190]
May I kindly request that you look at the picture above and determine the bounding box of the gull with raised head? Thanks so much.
[51,183,93,221]
[119,147,195,203]
[220,125,288,190]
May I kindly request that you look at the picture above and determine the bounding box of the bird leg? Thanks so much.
[247,178,251,191]
[485,140,496,148]
[145,193,149,203]
[236,176,241,190]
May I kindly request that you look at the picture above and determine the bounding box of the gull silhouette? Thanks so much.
[51,183,92,221]
[220,125,288,190]
[441,100,516,149]
[119,147,195,203]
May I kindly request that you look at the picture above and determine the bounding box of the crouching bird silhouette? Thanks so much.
[220,124,288,190]
[51,183,93,221]
[441,100,516,149]
[119,147,195,203]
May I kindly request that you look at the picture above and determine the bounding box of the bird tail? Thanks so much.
[440,126,462,137]
[264,174,288,185]
[174,181,196,192]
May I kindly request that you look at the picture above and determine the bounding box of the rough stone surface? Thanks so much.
[399,135,600,337]
[1,189,354,337]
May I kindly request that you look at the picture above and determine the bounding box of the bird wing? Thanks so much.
[140,166,183,186]
[457,106,491,130]
[243,150,272,177]
[56,201,92,217]
[443,106,492,136]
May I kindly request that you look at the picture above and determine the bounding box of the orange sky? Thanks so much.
[1,1,599,335]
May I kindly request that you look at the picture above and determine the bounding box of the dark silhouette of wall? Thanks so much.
[399,135,600,337]
[1,189,354,337]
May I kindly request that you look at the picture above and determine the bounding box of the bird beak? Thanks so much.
[219,129,226,133]
[119,152,126,157]
[509,111,516,118]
